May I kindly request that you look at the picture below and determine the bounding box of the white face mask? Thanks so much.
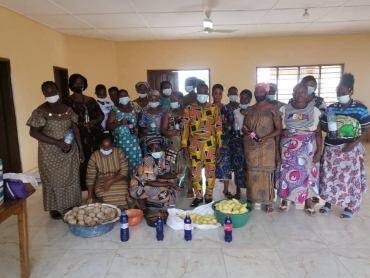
[138,93,147,98]
[170,102,180,109]
[119,97,130,105]
[307,86,315,95]
[97,98,106,102]
[149,102,160,108]
[46,95,59,104]
[185,86,194,93]
[197,95,208,104]
[240,103,250,109]
[337,95,351,104]
[100,149,113,155]
[163,89,172,96]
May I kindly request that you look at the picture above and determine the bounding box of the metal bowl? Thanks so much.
[63,203,121,238]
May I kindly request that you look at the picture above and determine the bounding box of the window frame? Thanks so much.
[256,63,344,102]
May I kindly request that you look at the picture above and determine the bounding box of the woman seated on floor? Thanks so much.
[130,133,181,212]
[85,131,132,210]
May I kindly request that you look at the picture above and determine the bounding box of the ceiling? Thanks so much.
[1,0,370,41]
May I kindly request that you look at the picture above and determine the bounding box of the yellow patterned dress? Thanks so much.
[86,148,131,210]
[181,102,223,199]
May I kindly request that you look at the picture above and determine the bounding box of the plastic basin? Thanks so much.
[212,199,253,228]
[126,209,143,226]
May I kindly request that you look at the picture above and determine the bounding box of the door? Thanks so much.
[53,66,69,99]
[147,70,179,92]
[0,59,22,173]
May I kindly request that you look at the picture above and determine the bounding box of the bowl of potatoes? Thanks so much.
[212,199,253,228]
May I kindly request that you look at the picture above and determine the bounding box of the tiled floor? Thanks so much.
[2,144,370,277]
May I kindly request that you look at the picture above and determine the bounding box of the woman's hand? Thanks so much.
[56,139,70,151]
[312,151,321,163]
[85,197,93,205]
[134,127,139,135]
[79,151,85,163]
[120,118,128,125]
[101,180,113,192]
[169,183,182,191]
[342,142,356,153]
[85,119,97,128]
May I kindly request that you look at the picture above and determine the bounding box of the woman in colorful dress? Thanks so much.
[28,81,84,219]
[232,89,251,199]
[130,134,181,212]
[161,91,193,199]
[86,132,131,210]
[243,83,282,213]
[276,83,322,216]
[319,73,370,219]
[106,89,142,177]
[63,73,104,191]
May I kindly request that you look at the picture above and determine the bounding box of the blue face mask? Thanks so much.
[151,151,163,159]
[185,86,194,93]
[119,97,130,105]
[307,86,315,95]
[197,95,208,104]
[149,102,160,108]
[229,95,238,102]
[240,103,250,109]
[266,95,275,101]
[100,149,113,155]
[170,102,180,109]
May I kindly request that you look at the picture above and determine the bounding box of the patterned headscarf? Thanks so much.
[148,90,160,97]
[145,133,164,146]
[135,82,151,92]
[254,83,270,93]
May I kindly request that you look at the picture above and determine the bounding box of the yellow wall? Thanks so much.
[1,5,370,171]
[117,34,370,107]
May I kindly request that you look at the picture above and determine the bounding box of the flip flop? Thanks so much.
[223,191,233,199]
[233,193,241,200]
[319,206,330,215]
[305,207,317,217]
[49,210,62,220]
[187,192,195,200]
[265,205,274,213]
[278,205,288,213]
[340,210,353,220]
[311,197,320,203]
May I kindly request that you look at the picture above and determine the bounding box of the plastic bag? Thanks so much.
[3,173,38,188]
[167,202,221,230]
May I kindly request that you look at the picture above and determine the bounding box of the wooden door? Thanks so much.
[147,70,179,91]
[53,66,69,99]
[0,59,22,173]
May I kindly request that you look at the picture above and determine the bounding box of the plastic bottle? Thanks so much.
[177,165,189,188]
[233,118,240,138]
[120,211,129,242]
[149,116,157,132]
[244,125,262,142]
[174,117,180,130]
[127,120,135,135]
[155,212,164,241]
[184,213,192,241]
[62,129,74,153]
[224,213,233,243]
[327,107,338,139]
[84,104,90,124]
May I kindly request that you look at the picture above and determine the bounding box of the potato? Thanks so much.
[231,210,239,214]
[77,209,85,215]
[96,212,105,219]
[93,207,100,214]
[97,219,104,225]
[89,221,97,226]
[89,213,96,218]
[68,218,77,225]
[84,216,92,224]
[78,220,85,226]
[71,212,78,217]
[72,207,80,213]
[76,214,84,221]
[93,217,99,222]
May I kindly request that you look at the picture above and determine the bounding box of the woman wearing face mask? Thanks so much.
[266,83,286,109]
[162,91,194,199]
[319,73,370,219]
[86,131,131,210]
[276,83,322,216]
[95,84,114,130]
[132,81,150,109]
[27,81,84,220]
[243,83,283,213]
[231,89,251,199]
[159,80,172,110]
[183,77,199,107]
[130,134,181,212]
[63,73,104,191]
[107,89,142,177]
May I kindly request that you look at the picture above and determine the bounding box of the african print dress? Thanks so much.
[63,97,104,191]
[130,154,176,207]
[243,106,282,203]
[27,108,81,211]
[86,148,132,210]
[111,106,142,177]
[276,103,321,203]
[319,101,370,212]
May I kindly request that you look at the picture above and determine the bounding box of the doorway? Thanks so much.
[0,59,22,173]
[53,66,69,99]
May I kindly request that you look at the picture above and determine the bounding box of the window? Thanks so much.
[256,64,344,104]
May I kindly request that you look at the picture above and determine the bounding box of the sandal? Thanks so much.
[50,210,62,220]
[187,192,195,200]
[278,205,288,213]
[190,198,203,207]
[305,207,317,217]
[233,193,241,200]
[319,206,330,215]
[204,197,213,204]
[311,196,320,203]
[340,210,353,220]
[265,205,274,213]
[223,191,233,199]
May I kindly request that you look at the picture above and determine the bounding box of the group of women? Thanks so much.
[28,72,368,220]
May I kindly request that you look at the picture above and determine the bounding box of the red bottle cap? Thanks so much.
[158,212,162,216]
[226,213,230,217]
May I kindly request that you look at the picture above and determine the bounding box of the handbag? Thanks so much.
[4,179,36,200]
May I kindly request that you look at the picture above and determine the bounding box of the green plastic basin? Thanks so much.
[212,199,253,228]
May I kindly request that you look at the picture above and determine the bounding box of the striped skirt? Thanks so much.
[95,177,132,210]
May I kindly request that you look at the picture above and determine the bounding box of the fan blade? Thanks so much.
[212,29,238,33]
[181,30,203,36]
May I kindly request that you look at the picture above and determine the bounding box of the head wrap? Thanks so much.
[145,133,164,146]
[135,82,150,92]
[254,83,270,93]
[148,90,160,97]
[267,83,277,94]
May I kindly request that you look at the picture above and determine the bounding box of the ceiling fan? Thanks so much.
[182,11,239,35]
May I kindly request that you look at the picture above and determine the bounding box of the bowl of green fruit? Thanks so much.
[212,199,253,228]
